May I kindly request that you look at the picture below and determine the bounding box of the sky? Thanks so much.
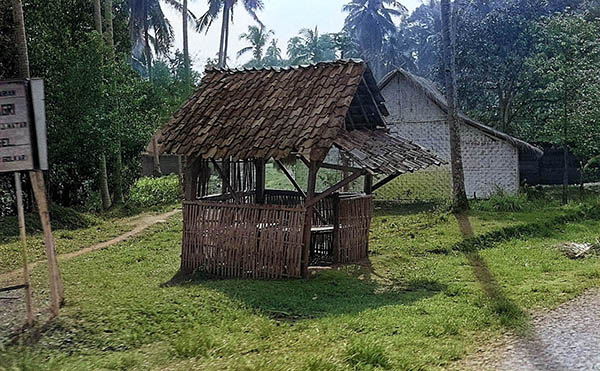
[161,0,423,71]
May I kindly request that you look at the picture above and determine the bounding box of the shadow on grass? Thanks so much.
[373,200,446,216]
[454,212,568,370]
[454,212,529,330]
[164,268,446,320]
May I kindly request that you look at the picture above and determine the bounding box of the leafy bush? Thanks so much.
[128,175,181,207]
[474,189,528,212]
[0,204,97,241]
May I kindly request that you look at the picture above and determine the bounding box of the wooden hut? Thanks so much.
[156,60,443,279]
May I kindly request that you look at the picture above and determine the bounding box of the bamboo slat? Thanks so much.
[182,201,305,278]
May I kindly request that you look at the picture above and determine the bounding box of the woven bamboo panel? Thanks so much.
[337,195,373,264]
[182,201,305,278]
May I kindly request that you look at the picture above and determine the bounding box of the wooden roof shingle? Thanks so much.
[158,60,374,162]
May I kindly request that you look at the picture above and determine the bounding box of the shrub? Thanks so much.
[474,189,528,212]
[128,175,181,207]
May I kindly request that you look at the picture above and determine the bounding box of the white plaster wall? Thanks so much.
[381,74,519,198]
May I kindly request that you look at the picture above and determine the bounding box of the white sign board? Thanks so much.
[0,79,47,173]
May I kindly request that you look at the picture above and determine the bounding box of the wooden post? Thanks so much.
[302,160,318,278]
[331,193,340,264]
[15,172,33,326]
[364,174,373,195]
[254,159,266,204]
[29,170,63,317]
[183,157,201,201]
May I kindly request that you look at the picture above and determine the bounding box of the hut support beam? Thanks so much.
[305,170,364,208]
[302,160,319,278]
[275,159,328,225]
[184,157,202,201]
[371,172,401,192]
[255,159,265,204]
[364,173,373,194]
[211,159,240,202]
[275,159,306,196]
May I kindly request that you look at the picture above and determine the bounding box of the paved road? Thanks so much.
[497,289,600,370]
[461,289,600,370]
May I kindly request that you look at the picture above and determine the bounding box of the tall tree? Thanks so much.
[196,0,264,68]
[237,25,273,66]
[343,0,407,78]
[129,0,176,80]
[287,27,336,64]
[262,38,282,66]
[525,15,600,204]
[93,0,113,209]
[440,0,468,211]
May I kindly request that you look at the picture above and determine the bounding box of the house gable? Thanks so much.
[381,74,446,123]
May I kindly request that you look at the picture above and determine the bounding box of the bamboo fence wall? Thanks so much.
[182,193,373,278]
[182,201,305,278]
[336,195,373,264]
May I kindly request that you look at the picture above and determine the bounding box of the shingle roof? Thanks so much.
[379,68,543,157]
[334,129,444,175]
[158,59,387,162]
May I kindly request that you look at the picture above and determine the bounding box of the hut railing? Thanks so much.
[182,201,305,278]
[336,194,373,264]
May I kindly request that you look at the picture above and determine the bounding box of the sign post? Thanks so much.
[1,78,62,320]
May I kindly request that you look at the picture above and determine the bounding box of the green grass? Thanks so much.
[0,203,177,274]
[1,197,599,370]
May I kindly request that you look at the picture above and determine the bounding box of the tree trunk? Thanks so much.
[218,1,231,68]
[152,136,162,176]
[562,89,569,205]
[113,141,124,204]
[12,0,30,78]
[93,0,102,34]
[99,152,112,209]
[441,0,469,211]
[104,0,114,53]
[223,4,230,67]
[104,0,123,204]
[144,12,152,81]
[183,0,191,92]
[94,0,112,209]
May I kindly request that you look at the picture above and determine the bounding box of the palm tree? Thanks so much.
[129,0,190,80]
[263,39,282,66]
[287,27,336,65]
[237,25,273,66]
[343,0,407,77]
[196,0,265,68]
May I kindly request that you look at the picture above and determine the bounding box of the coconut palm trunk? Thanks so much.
[144,14,153,81]
[104,0,124,204]
[183,0,191,91]
[218,1,230,67]
[440,0,468,211]
[93,0,112,210]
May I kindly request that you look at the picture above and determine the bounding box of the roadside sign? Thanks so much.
[0,79,47,173]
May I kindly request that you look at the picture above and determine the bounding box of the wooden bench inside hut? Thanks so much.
[155,60,443,279]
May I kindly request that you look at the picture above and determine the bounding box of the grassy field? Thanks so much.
[0,204,176,274]
[1,195,599,370]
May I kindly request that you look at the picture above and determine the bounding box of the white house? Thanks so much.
[379,68,542,199]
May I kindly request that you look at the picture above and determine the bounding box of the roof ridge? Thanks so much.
[205,58,365,75]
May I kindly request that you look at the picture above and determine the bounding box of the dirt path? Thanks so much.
[460,288,600,370]
[0,209,180,284]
